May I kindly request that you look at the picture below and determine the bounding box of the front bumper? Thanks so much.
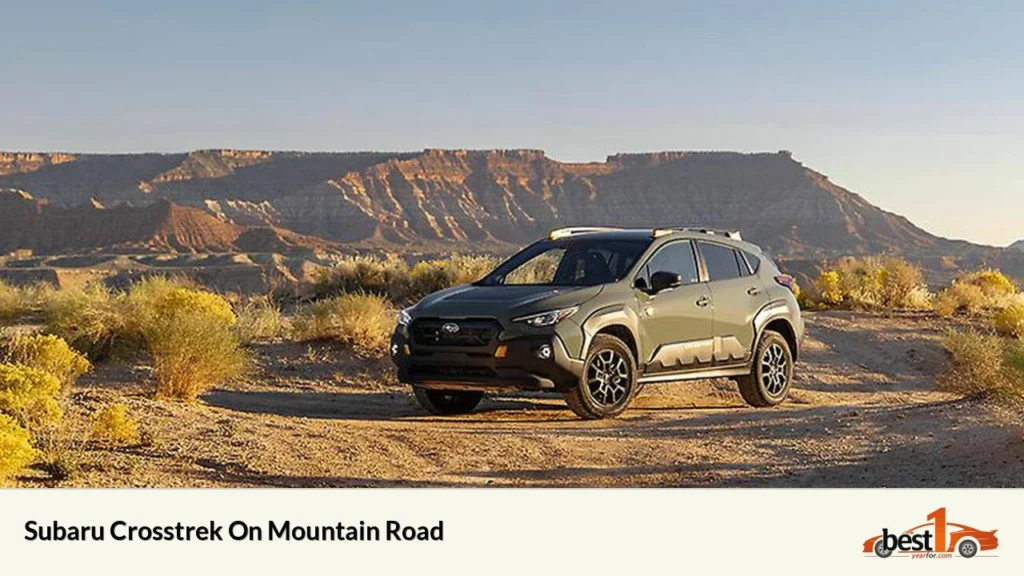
[390,327,583,392]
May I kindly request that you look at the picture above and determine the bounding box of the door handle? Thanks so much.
[696,295,710,307]
[747,287,761,296]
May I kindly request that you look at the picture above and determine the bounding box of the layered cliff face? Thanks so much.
[0,148,995,260]
[0,190,328,255]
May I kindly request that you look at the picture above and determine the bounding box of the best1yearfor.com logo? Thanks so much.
[863,507,998,559]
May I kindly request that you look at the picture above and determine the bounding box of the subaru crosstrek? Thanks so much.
[390,227,804,419]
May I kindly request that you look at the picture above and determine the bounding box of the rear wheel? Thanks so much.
[564,334,637,419]
[413,388,484,415]
[735,329,793,407]
[958,539,978,558]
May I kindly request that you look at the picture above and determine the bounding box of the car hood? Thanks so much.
[413,284,604,319]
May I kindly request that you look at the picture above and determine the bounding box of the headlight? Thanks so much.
[513,306,579,327]
[397,307,413,327]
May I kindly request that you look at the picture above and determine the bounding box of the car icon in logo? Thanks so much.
[441,322,460,334]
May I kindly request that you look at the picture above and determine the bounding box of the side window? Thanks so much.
[699,242,742,282]
[735,251,752,276]
[643,241,700,284]
[743,252,761,274]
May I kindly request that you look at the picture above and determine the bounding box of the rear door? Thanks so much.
[696,241,770,365]
[633,240,714,374]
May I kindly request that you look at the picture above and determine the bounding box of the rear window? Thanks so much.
[742,252,761,274]
[698,242,743,282]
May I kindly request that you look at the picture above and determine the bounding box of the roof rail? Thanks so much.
[653,227,743,241]
[548,226,622,240]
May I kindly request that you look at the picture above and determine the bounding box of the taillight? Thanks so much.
[774,274,795,292]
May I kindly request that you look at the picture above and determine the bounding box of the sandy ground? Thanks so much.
[14,310,1024,488]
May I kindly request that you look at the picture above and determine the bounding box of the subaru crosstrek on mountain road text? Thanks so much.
[390,227,804,419]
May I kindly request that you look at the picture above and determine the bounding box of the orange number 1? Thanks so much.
[927,507,947,552]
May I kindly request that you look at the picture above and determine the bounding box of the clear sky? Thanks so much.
[2,1,1021,246]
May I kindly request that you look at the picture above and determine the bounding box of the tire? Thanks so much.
[413,388,484,415]
[735,329,793,407]
[958,539,978,558]
[874,539,893,558]
[564,334,638,420]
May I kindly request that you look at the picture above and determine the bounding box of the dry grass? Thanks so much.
[41,284,132,359]
[90,403,140,445]
[939,330,1024,404]
[0,413,37,482]
[235,296,289,344]
[4,334,91,394]
[0,280,29,323]
[313,253,499,303]
[293,293,395,357]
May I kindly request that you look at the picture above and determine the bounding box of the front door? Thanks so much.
[634,240,714,374]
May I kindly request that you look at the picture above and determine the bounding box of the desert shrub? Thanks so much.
[235,296,289,343]
[934,269,1019,317]
[805,256,929,310]
[878,258,929,308]
[145,309,248,401]
[940,330,1024,403]
[813,270,844,307]
[313,255,410,299]
[959,269,1017,298]
[0,280,31,323]
[4,334,91,394]
[314,253,500,303]
[293,293,395,356]
[0,414,37,481]
[41,284,130,359]
[91,403,140,445]
[406,254,498,300]
[127,277,235,330]
[0,362,63,430]
[995,305,1024,339]
[934,282,987,317]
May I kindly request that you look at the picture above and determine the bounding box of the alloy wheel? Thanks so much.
[587,349,630,407]
[760,342,789,396]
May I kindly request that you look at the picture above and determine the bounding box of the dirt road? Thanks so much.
[32,311,1024,487]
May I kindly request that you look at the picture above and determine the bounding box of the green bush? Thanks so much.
[293,293,395,356]
[0,362,63,430]
[4,334,92,394]
[0,413,37,482]
[939,330,1024,403]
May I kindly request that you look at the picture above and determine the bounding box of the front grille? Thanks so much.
[410,318,500,348]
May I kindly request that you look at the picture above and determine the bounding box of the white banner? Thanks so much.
[0,489,1014,574]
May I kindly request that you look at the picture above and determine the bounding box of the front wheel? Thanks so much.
[413,388,484,415]
[564,334,637,419]
[735,329,793,407]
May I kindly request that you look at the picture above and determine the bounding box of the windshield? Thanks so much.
[478,237,652,287]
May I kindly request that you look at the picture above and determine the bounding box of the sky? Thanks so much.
[1,0,1021,246]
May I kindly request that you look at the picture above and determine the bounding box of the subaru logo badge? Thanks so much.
[441,322,460,334]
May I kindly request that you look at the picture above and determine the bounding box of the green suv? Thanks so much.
[390,227,804,419]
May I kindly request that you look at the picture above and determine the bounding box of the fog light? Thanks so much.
[391,344,399,356]
[535,344,552,360]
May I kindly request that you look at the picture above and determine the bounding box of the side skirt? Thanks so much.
[637,364,749,384]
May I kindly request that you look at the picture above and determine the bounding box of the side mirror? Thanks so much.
[650,271,683,293]
[632,277,649,292]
